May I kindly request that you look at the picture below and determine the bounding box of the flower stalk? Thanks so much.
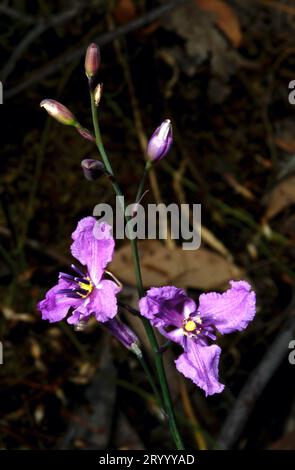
[135,161,152,204]
[89,89,184,450]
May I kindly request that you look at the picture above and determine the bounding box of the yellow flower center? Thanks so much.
[78,277,93,298]
[184,320,197,332]
[183,316,203,336]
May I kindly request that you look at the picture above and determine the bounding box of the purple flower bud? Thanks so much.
[146,119,173,162]
[105,318,140,351]
[85,43,100,79]
[76,126,95,142]
[81,159,106,181]
[40,99,76,126]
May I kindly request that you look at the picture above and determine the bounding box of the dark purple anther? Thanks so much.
[71,264,85,277]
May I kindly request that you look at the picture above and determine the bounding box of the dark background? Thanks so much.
[0,0,295,450]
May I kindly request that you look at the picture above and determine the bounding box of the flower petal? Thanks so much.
[175,339,224,396]
[67,308,90,325]
[71,217,114,286]
[139,286,196,329]
[198,280,256,335]
[38,279,80,323]
[87,279,120,322]
[159,326,185,346]
[104,318,139,350]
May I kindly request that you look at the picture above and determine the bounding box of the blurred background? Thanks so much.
[0,0,295,450]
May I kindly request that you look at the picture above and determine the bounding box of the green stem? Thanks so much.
[90,93,114,177]
[135,161,151,204]
[90,91,184,449]
[132,346,164,409]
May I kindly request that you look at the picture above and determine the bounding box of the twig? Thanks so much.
[5,0,192,99]
[1,5,82,83]
[0,241,15,271]
[168,161,231,258]
[217,293,295,449]
[0,5,36,24]
[179,378,207,450]
[259,0,295,15]
[0,225,70,266]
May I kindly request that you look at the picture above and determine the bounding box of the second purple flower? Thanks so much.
[139,281,256,396]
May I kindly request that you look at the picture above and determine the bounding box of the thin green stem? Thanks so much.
[128,212,184,449]
[90,91,184,449]
[135,161,151,203]
[132,347,164,409]
[90,93,114,177]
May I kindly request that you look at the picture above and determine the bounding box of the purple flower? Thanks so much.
[38,217,121,325]
[146,119,173,162]
[139,281,256,396]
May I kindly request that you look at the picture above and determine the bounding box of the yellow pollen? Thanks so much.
[78,278,93,298]
[184,320,197,332]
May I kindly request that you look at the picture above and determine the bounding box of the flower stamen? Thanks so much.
[78,278,93,297]
[183,315,203,336]
[57,268,94,299]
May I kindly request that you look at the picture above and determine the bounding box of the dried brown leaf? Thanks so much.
[1,305,35,322]
[113,0,137,24]
[275,137,295,154]
[270,430,295,450]
[195,0,242,47]
[275,120,295,155]
[111,240,243,290]
[263,175,295,221]
[162,2,240,102]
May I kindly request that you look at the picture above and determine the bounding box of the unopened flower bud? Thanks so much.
[76,126,95,142]
[85,43,100,79]
[94,83,103,106]
[146,119,173,162]
[81,159,106,181]
[105,318,140,351]
[40,99,76,126]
